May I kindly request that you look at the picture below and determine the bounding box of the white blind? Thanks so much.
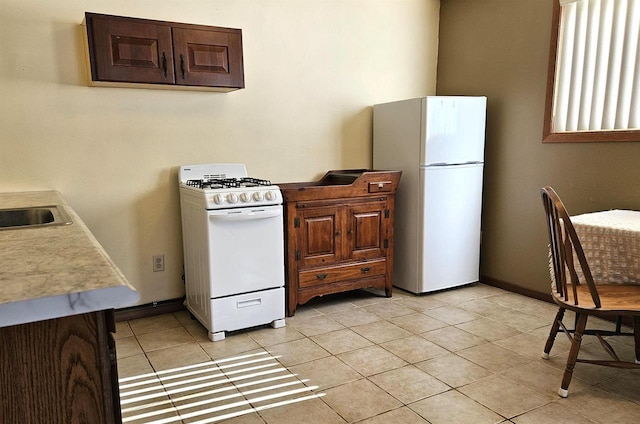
[553,0,640,132]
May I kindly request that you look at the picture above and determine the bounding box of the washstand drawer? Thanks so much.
[299,259,386,288]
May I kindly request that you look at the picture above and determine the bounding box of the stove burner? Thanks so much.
[186,177,273,189]
[239,177,272,187]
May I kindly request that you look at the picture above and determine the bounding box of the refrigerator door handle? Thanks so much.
[424,161,484,167]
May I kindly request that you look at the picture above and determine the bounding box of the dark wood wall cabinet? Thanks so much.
[279,170,401,316]
[83,12,244,91]
[0,310,121,424]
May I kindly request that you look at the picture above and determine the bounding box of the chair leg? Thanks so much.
[559,312,588,398]
[634,316,640,365]
[542,307,565,359]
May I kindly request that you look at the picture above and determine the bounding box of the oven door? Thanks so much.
[206,205,284,298]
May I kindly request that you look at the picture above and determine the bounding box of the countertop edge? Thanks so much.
[0,285,140,327]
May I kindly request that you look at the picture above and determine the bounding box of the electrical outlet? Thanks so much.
[153,254,165,272]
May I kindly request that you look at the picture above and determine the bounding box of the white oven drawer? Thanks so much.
[210,287,285,334]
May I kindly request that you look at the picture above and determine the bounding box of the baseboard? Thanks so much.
[480,275,553,304]
[115,279,548,322]
[115,298,186,322]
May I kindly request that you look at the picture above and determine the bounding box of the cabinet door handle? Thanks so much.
[162,52,168,78]
[361,267,371,273]
[316,273,328,280]
[180,54,186,79]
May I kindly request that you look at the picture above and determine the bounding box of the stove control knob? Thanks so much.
[227,193,238,204]
[213,194,225,204]
[239,192,250,202]
[265,191,276,201]
[253,192,264,201]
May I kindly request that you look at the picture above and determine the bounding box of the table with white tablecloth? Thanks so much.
[571,209,640,284]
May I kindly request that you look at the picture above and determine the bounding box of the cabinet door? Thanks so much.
[347,200,387,261]
[0,311,119,423]
[89,16,175,84]
[297,206,343,267]
[172,28,244,88]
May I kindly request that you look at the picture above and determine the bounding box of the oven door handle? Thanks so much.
[209,209,282,221]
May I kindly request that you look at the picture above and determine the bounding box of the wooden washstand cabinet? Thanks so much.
[279,170,401,316]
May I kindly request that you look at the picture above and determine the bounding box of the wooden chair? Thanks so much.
[540,186,640,397]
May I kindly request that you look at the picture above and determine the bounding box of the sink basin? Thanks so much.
[0,205,72,230]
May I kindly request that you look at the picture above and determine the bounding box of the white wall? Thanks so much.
[0,0,440,304]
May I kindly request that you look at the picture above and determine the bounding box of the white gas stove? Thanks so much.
[179,163,283,209]
[178,164,285,341]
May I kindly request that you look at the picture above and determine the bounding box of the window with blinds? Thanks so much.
[543,0,640,142]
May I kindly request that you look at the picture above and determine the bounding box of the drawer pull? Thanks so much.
[361,267,371,273]
[237,298,262,308]
[316,273,328,280]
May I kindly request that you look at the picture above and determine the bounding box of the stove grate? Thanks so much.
[185,177,273,189]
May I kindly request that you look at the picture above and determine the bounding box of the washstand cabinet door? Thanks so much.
[89,16,175,84]
[172,28,244,89]
[297,206,343,267]
[347,200,387,261]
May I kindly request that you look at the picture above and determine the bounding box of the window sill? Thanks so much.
[543,130,640,143]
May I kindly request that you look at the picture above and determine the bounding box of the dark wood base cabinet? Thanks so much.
[279,169,401,316]
[0,310,121,424]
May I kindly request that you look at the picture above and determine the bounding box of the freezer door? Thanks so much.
[422,97,487,166]
[419,164,483,292]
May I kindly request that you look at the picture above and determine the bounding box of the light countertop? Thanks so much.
[0,190,139,327]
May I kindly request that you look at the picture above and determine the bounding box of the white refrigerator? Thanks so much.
[373,96,487,294]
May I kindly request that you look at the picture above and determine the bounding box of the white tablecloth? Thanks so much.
[571,209,640,284]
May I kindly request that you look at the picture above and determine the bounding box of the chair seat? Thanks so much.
[553,284,640,314]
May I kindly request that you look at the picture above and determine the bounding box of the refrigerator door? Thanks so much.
[418,163,483,292]
[421,97,487,166]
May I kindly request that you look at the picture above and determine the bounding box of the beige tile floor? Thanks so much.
[115,284,640,424]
